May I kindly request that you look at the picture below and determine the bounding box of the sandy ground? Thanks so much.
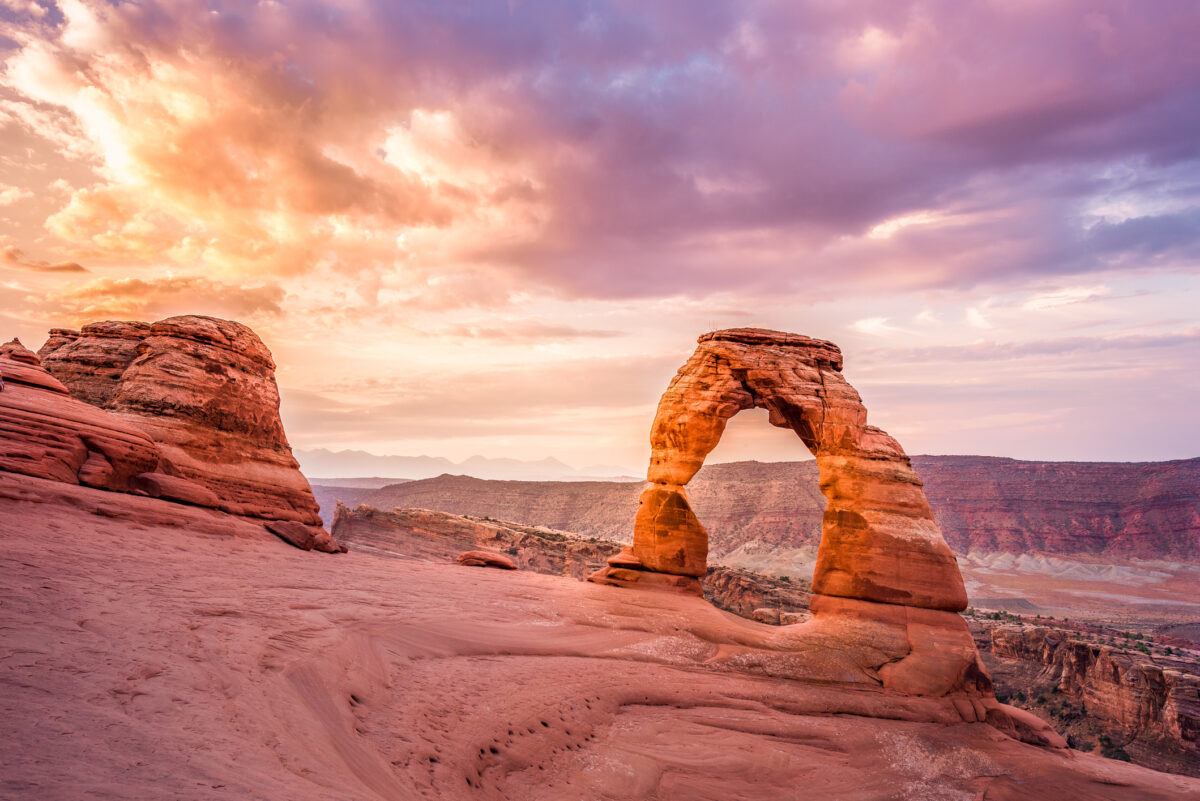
[3,473,1199,801]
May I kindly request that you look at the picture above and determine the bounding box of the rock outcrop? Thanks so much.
[979,623,1200,775]
[0,339,160,491]
[456,549,519,569]
[39,316,324,528]
[581,328,1045,741]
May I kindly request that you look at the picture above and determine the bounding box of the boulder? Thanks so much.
[265,520,345,554]
[456,549,518,569]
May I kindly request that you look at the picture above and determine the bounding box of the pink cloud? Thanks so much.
[1,0,1196,301]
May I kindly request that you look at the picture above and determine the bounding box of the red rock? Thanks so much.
[127,472,221,508]
[39,315,323,527]
[589,327,967,612]
[264,520,346,553]
[0,340,160,491]
[456,549,518,569]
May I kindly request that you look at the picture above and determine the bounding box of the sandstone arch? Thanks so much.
[590,328,968,612]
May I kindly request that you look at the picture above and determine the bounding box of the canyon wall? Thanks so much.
[977,622,1200,777]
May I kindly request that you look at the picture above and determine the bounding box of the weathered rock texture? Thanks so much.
[8,485,1197,799]
[39,316,323,527]
[979,622,1200,777]
[590,328,967,613]
[0,339,159,491]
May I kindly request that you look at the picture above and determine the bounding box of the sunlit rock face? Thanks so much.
[591,327,967,612]
[0,339,159,490]
[39,315,323,527]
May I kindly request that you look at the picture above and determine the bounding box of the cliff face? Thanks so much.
[322,456,1200,561]
[39,316,323,526]
[977,622,1200,777]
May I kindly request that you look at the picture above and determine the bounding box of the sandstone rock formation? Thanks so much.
[0,339,160,491]
[979,622,1200,776]
[456,549,519,569]
[39,316,324,528]
[589,328,967,612]
[578,328,1056,742]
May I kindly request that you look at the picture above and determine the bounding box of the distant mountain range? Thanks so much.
[295,448,637,482]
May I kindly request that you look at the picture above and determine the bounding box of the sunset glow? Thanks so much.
[2,0,1198,472]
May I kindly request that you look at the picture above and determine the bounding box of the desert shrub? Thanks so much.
[1101,743,1132,762]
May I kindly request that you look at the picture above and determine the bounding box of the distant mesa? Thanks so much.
[1,315,341,552]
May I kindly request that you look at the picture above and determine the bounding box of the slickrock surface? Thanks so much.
[39,315,323,526]
[590,328,967,613]
[4,474,1198,800]
[0,339,159,491]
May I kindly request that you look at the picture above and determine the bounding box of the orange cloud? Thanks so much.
[1,244,86,273]
[34,274,284,325]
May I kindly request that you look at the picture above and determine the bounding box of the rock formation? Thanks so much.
[0,339,160,491]
[456,549,519,569]
[979,622,1200,775]
[579,328,1055,742]
[589,328,967,611]
[39,315,324,529]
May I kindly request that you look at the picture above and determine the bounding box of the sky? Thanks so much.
[1,0,1198,474]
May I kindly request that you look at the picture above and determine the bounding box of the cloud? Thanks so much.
[1,244,86,272]
[861,329,1200,364]
[0,0,1195,302]
[34,274,285,324]
[0,183,33,205]
[1022,285,1111,311]
[852,316,904,337]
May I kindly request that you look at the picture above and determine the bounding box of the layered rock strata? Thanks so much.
[981,623,1200,775]
[39,316,323,528]
[0,339,159,491]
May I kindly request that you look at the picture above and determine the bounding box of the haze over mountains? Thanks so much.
[297,448,636,482]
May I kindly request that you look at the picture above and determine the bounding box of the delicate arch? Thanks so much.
[590,328,967,612]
